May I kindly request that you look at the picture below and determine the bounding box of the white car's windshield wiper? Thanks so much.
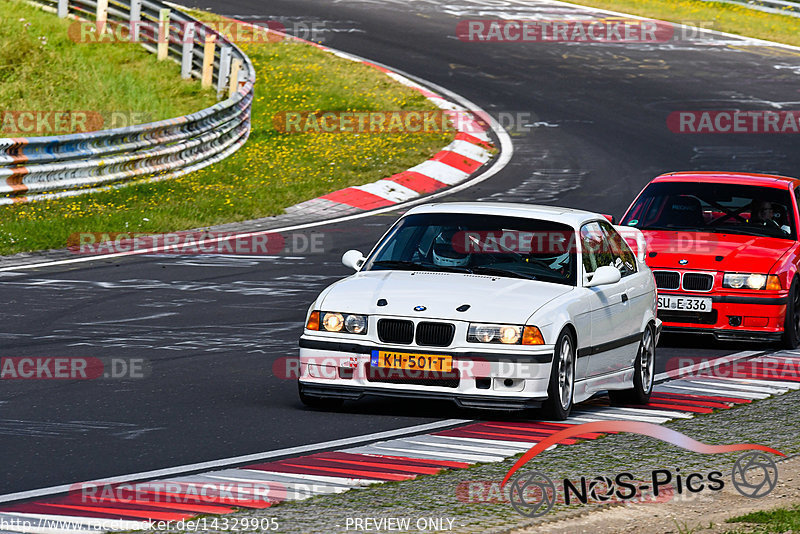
[470,266,537,280]
[371,260,428,270]
[372,260,474,274]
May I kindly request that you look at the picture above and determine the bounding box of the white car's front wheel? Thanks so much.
[541,329,575,421]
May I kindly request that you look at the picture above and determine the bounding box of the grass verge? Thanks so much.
[726,504,800,533]
[0,0,213,127]
[0,6,456,256]
[565,0,800,47]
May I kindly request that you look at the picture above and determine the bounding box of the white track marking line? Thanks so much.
[654,350,762,382]
[693,375,800,390]
[421,435,533,451]
[0,419,467,504]
[230,471,381,488]
[757,351,800,362]
[342,445,501,463]
[145,473,358,494]
[754,355,800,363]
[564,416,608,423]
[400,438,523,456]
[444,139,492,162]
[200,475,350,495]
[0,512,148,531]
[682,379,787,394]
[572,409,671,424]
[352,180,420,203]
[405,160,469,184]
[655,384,770,399]
[599,406,694,419]
[376,439,512,461]
[233,470,377,486]
[0,521,88,534]
[202,471,352,491]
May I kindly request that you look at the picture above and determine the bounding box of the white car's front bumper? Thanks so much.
[297,335,554,410]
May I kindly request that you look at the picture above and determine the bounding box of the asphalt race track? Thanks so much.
[3,0,800,497]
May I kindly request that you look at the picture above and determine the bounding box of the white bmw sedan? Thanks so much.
[298,203,660,420]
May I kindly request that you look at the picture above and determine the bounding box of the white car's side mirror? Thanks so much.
[585,265,622,287]
[342,249,366,271]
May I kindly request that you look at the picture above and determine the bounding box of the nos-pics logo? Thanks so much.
[502,421,782,517]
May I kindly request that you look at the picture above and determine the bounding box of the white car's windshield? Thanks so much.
[363,213,578,286]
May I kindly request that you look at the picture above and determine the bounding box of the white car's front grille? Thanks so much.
[377,318,415,344]
[376,319,456,346]
[416,321,455,346]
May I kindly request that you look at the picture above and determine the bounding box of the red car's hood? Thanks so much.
[642,230,793,272]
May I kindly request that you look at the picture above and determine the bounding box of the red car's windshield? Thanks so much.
[622,182,796,240]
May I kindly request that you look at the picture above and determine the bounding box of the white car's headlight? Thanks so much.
[467,323,544,345]
[722,273,780,290]
[306,311,368,334]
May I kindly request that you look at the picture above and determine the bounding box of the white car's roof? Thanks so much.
[405,202,604,227]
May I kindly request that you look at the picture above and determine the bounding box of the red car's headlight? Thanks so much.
[722,273,780,290]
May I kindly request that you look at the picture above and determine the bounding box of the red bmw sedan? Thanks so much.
[621,172,800,347]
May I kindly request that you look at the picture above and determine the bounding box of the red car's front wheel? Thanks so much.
[782,277,800,349]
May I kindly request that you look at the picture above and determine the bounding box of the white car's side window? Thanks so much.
[599,221,638,277]
[579,222,607,278]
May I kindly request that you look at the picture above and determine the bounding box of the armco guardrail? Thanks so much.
[700,0,800,17]
[0,0,256,205]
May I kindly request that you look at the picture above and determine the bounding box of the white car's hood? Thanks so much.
[319,270,574,324]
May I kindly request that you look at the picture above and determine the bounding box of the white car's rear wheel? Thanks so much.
[541,329,575,420]
[609,324,655,405]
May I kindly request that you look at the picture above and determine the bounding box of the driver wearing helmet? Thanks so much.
[432,229,471,267]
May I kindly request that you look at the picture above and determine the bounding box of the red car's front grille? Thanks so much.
[683,273,714,291]
[653,270,714,291]
[654,271,679,290]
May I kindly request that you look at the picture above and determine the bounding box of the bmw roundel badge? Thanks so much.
[679,259,689,265]
[414,305,427,311]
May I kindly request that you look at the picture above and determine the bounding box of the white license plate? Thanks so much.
[658,295,712,312]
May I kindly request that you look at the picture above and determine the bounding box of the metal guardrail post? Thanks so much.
[181,22,196,79]
[229,59,242,98]
[217,46,232,98]
[130,0,142,42]
[57,0,69,18]
[157,8,170,60]
[96,0,108,33]
[201,33,216,88]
